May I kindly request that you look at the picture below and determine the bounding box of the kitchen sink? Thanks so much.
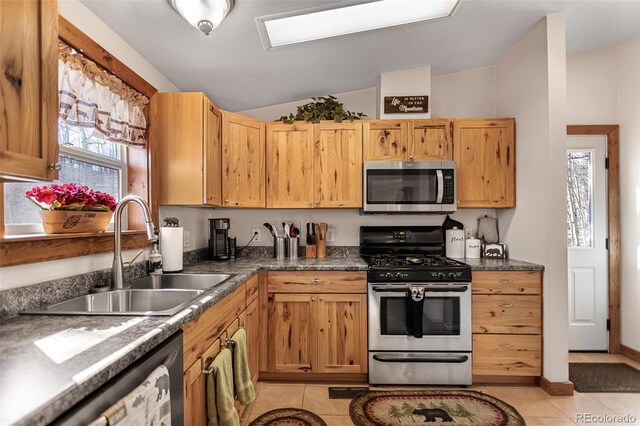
[22,289,205,316]
[128,273,233,291]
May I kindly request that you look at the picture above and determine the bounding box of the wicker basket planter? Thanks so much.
[40,210,113,234]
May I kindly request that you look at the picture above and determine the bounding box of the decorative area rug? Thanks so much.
[569,363,640,392]
[249,408,327,426]
[349,390,525,426]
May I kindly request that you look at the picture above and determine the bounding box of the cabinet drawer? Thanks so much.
[182,284,246,368]
[267,271,366,293]
[246,274,259,305]
[472,295,541,334]
[473,271,541,295]
[473,334,541,376]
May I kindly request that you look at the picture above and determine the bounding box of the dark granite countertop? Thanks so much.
[0,257,366,426]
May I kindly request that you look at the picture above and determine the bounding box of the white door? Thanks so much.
[567,136,608,351]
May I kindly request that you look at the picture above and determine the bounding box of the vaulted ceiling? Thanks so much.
[81,0,640,111]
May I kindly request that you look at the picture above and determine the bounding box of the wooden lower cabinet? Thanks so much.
[182,282,260,425]
[472,271,543,381]
[265,271,367,378]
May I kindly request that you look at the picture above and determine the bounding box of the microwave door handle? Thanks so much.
[436,170,444,203]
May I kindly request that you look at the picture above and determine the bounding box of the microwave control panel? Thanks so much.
[442,170,455,204]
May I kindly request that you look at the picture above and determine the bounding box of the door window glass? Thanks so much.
[567,150,594,247]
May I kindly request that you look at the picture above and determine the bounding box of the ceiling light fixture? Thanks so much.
[168,0,234,35]
[256,0,460,49]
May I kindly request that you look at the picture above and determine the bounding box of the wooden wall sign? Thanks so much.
[384,96,429,114]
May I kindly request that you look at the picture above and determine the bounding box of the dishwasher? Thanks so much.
[52,331,184,425]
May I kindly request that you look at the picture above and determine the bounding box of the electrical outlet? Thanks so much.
[184,230,191,247]
[326,227,335,242]
[251,228,261,243]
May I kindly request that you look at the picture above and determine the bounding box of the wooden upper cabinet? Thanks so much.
[454,118,516,208]
[0,0,59,182]
[363,120,408,161]
[409,119,453,161]
[221,111,266,207]
[204,98,222,205]
[316,293,367,374]
[153,92,221,206]
[265,122,314,208]
[314,122,362,208]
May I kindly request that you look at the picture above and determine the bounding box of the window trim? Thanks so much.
[0,15,158,267]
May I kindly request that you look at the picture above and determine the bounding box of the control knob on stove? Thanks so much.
[437,272,446,280]
[395,272,404,280]
[384,272,394,280]
[448,272,457,279]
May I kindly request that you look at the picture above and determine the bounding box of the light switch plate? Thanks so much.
[326,228,335,242]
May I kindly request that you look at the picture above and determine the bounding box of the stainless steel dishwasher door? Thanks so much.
[52,331,184,425]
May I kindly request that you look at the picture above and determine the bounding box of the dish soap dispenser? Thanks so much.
[149,244,163,275]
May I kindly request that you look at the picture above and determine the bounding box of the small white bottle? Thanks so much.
[149,244,163,275]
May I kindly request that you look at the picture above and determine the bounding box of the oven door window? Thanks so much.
[379,296,460,336]
[367,169,438,204]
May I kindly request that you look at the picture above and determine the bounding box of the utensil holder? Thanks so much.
[316,239,326,258]
[287,237,299,259]
[274,237,286,260]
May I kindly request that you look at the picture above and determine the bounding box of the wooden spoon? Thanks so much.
[319,223,328,240]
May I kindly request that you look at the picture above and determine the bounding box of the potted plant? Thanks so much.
[276,95,366,123]
[25,183,117,234]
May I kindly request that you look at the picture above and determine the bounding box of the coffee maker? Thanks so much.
[209,218,230,261]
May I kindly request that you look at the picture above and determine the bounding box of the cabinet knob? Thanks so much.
[310,278,323,285]
[409,155,414,160]
[206,196,213,201]
[48,163,61,171]
[315,201,320,206]
[224,199,229,203]
[311,297,316,302]
[308,202,313,207]
[500,303,513,308]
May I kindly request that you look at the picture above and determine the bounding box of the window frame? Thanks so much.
[0,15,158,267]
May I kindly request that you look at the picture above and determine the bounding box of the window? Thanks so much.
[567,150,594,248]
[3,122,127,235]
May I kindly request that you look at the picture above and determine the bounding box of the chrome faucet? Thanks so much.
[112,195,157,290]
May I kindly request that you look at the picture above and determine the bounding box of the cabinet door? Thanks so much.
[266,122,314,208]
[454,119,515,208]
[184,357,207,426]
[313,122,362,208]
[409,119,453,161]
[363,120,408,161]
[0,0,58,181]
[204,98,222,206]
[222,112,266,207]
[317,294,367,373]
[268,293,317,373]
[245,299,260,384]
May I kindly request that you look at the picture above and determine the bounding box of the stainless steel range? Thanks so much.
[361,226,472,386]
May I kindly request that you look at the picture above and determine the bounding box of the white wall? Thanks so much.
[377,66,431,119]
[495,15,569,382]
[0,1,180,291]
[566,41,640,351]
[431,66,496,118]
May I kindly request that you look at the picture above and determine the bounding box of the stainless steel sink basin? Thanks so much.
[22,289,204,316]
[128,273,233,291]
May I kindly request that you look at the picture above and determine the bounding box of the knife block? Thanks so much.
[305,244,317,258]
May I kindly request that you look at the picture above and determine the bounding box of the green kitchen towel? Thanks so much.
[206,348,240,426]
[230,328,256,405]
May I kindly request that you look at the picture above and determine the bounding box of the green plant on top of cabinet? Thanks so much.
[265,121,362,208]
[363,119,453,162]
[221,111,266,207]
[0,0,59,182]
[152,92,222,206]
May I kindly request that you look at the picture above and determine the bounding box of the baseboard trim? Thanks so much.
[621,344,640,363]
[472,375,536,384]
[538,376,574,396]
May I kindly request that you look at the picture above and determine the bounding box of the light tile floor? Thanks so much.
[241,353,640,425]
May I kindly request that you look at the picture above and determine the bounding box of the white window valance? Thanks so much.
[58,41,149,148]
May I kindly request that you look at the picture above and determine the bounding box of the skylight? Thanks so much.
[256,0,460,49]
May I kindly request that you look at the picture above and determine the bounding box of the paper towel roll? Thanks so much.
[160,227,184,272]
[466,238,481,259]
[446,227,465,258]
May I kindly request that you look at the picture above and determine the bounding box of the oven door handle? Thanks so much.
[373,354,469,363]
[371,285,469,293]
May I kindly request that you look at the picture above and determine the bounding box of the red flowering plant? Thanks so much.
[25,183,117,212]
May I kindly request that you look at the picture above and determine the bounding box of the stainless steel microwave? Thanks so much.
[363,161,457,213]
